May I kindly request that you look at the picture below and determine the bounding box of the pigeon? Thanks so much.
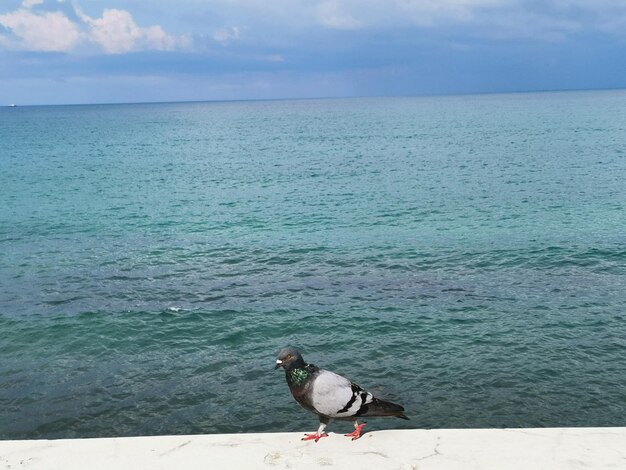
[275,346,408,442]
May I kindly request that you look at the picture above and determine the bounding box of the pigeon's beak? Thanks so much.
[274,359,283,370]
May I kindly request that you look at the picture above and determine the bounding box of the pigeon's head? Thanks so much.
[275,347,306,371]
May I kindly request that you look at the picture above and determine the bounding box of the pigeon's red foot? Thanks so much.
[302,433,329,443]
[345,423,367,441]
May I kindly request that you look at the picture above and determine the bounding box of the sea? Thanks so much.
[1,91,625,440]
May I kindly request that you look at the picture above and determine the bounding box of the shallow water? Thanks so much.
[1,91,625,439]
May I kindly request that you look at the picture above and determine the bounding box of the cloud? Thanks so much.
[317,1,362,30]
[0,1,191,54]
[21,0,44,7]
[0,8,81,52]
[212,26,241,44]
[5,0,624,57]
[78,8,191,54]
[199,0,626,39]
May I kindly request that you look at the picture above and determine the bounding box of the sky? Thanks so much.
[1,0,626,105]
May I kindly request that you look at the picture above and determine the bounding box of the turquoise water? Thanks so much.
[1,91,625,439]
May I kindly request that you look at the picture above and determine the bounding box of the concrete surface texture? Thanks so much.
[1,428,625,469]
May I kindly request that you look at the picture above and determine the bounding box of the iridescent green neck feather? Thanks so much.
[288,368,310,387]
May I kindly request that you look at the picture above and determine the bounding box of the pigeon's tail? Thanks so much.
[361,398,409,420]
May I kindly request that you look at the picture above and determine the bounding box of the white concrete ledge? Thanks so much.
[1,428,625,469]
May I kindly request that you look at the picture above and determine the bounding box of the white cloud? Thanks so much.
[78,8,190,54]
[79,9,142,54]
[21,0,44,8]
[3,0,626,57]
[213,26,241,44]
[317,1,362,30]
[0,8,81,52]
[0,2,191,54]
[202,0,626,38]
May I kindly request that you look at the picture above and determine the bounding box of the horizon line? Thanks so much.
[4,85,625,108]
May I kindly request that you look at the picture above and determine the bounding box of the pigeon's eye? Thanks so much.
[287,354,292,360]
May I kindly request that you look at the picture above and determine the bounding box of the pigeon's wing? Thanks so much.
[307,369,373,419]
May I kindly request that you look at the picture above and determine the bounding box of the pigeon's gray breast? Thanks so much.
[307,369,373,418]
